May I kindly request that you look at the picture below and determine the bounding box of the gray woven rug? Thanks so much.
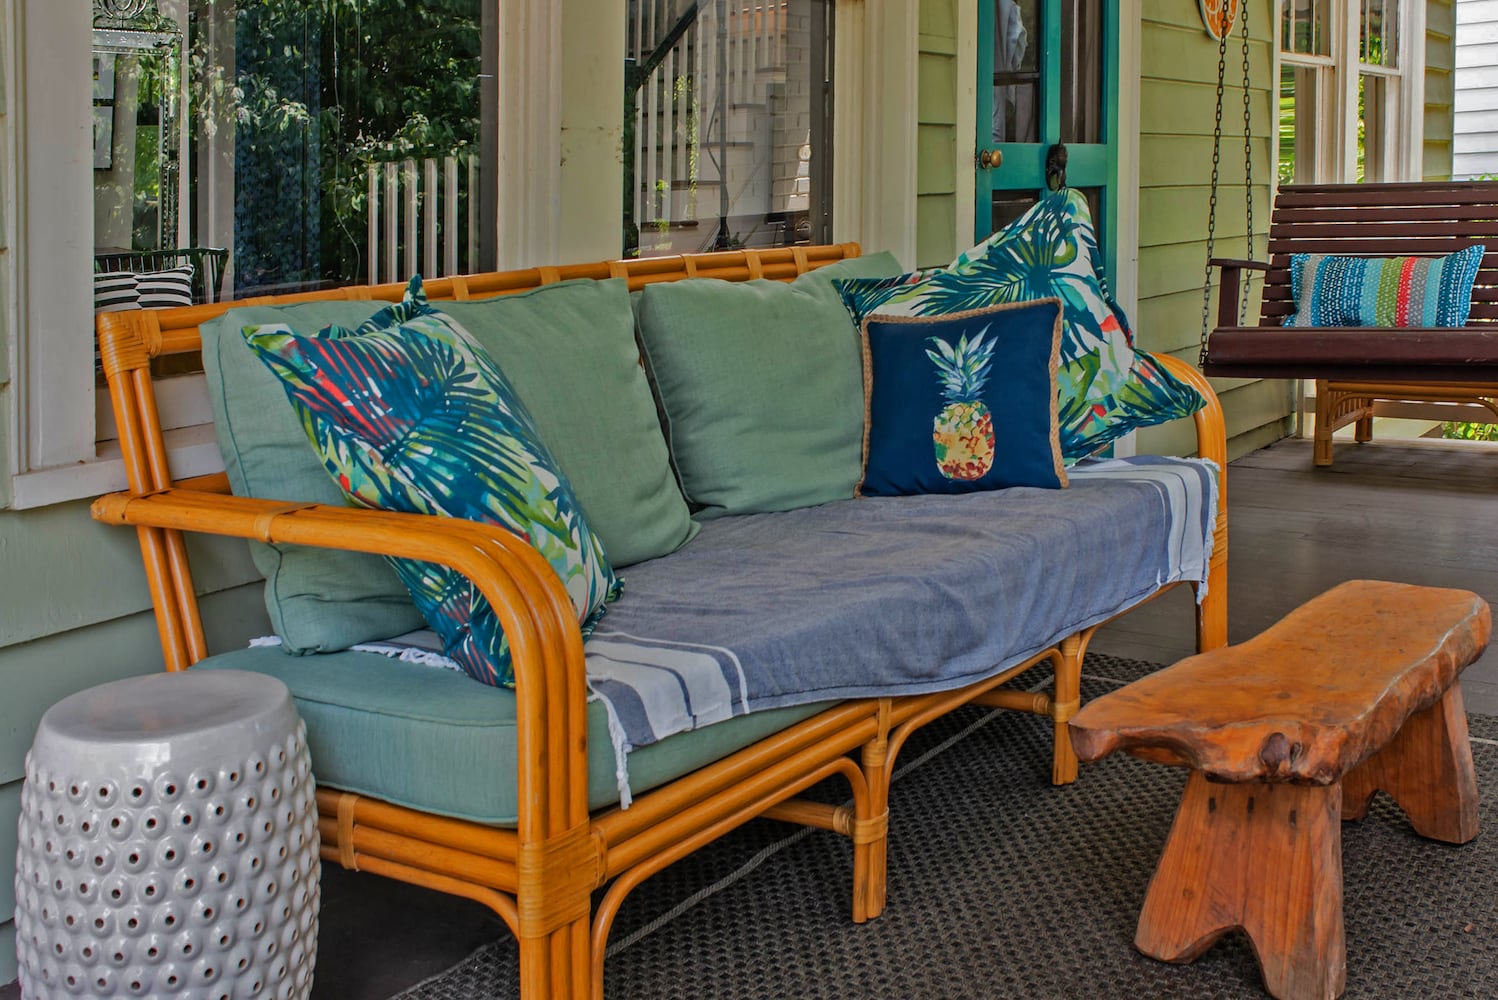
[395,654,1498,999]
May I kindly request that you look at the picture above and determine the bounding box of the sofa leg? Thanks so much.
[857,734,891,921]
[1354,415,1373,443]
[1196,553,1229,653]
[519,919,592,1000]
[1051,635,1084,785]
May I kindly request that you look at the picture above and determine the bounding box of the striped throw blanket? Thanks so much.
[255,455,1217,807]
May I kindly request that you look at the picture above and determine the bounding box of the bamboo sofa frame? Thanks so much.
[1205,181,1498,466]
[91,243,1228,999]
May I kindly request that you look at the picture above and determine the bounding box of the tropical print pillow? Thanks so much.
[836,190,1204,461]
[242,276,622,688]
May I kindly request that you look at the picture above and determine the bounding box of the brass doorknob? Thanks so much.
[978,148,1003,170]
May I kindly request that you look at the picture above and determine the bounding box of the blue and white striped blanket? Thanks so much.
[256,455,1217,807]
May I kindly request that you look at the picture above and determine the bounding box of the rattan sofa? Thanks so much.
[91,243,1228,999]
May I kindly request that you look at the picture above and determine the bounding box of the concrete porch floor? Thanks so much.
[6,434,1498,999]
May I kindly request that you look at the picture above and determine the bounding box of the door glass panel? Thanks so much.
[1060,0,1103,144]
[992,0,1040,143]
[990,191,1040,235]
[990,186,1103,262]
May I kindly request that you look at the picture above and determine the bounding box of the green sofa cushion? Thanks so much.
[202,301,427,653]
[634,252,905,518]
[442,279,696,567]
[196,646,831,825]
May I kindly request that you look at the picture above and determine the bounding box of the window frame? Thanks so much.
[1275,0,1425,185]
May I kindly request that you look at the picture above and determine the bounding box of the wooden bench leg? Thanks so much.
[1353,415,1373,443]
[1342,682,1480,844]
[1137,772,1346,1000]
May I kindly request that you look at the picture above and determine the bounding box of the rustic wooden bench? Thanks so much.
[1070,579,1491,1000]
[1203,181,1498,467]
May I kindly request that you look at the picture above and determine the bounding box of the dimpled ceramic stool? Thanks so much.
[13,669,319,999]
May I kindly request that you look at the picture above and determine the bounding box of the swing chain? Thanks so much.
[1198,32,1229,367]
[1240,3,1256,326]
[1199,0,1254,369]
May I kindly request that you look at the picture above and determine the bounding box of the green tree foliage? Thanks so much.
[192,0,481,284]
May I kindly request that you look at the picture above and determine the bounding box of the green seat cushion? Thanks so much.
[634,252,905,518]
[441,279,696,567]
[195,645,832,825]
[202,301,426,653]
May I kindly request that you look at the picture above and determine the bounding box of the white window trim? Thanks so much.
[1276,0,1425,184]
[3,1,220,510]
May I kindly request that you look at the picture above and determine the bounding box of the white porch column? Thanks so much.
[495,0,563,269]
[559,0,626,263]
[832,0,919,268]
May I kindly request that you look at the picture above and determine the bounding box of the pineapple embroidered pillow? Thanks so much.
[858,299,1068,497]
[836,189,1204,463]
[242,276,622,688]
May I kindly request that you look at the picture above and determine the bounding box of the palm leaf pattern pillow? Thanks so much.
[836,190,1203,461]
[243,277,621,688]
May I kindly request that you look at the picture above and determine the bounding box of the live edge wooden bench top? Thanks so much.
[1070,579,1491,785]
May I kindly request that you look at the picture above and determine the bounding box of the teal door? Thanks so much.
[976,0,1120,276]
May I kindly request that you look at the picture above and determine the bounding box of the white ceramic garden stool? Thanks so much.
[13,669,320,999]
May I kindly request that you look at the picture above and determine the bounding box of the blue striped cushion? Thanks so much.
[1285,245,1486,328]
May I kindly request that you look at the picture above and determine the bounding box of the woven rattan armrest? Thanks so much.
[90,486,593,841]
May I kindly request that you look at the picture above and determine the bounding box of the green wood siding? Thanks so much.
[0,780,14,981]
[1427,0,1457,180]
[916,0,959,267]
[1136,5,1289,460]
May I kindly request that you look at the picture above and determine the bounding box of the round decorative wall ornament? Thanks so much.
[1200,0,1242,39]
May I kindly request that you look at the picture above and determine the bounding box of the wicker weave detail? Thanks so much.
[517,824,602,937]
[337,792,361,870]
[851,809,890,846]
[251,502,321,543]
[1052,697,1081,722]
[96,313,152,377]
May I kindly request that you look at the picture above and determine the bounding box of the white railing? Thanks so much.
[630,2,790,239]
[365,150,478,284]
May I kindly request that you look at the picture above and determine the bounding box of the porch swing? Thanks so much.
[1196,2,1498,466]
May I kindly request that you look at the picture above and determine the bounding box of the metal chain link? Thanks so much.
[1199,1,1256,368]
[1239,1,1256,325]
[1198,32,1229,367]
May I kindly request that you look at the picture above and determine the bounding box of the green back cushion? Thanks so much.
[242,279,623,689]
[202,301,426,653]
[442,279,695,567]
[634,252,904,518]
[203,279,695,654]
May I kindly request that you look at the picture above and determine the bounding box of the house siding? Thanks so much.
[917,0,959,267]
[1455,0,1498,178]
[1134,1,1289,460]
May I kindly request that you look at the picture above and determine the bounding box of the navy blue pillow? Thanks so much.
[859,299,1067,497]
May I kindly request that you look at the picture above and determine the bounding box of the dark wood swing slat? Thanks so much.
[1203,180,1498,466]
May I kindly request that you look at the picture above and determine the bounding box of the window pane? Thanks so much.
[1060,0,1103,145]
[625,0,834,258]
[992,0,1040,143]
[1279,64,1320,184]
[1358,73,1393,181]
[1361,0,1398,68]
[127,0,495,301]
[1284,0,1331,56]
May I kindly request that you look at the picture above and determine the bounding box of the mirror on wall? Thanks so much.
[93,0,183,254]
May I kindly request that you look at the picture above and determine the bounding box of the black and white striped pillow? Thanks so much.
[93,270,140,312]
[135,264,195,308]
